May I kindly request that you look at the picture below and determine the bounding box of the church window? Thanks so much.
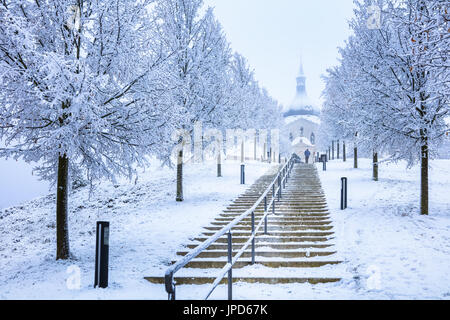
[310,133,315,145]
[300,127,304,136]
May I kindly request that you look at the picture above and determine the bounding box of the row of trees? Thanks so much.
[0,0,282,259]
[320,0,449,215]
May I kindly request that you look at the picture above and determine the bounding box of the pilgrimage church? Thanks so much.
[283,59,320,159]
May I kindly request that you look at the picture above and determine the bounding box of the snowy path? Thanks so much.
[146,163,344,299]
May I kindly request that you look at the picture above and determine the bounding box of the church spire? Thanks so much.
[298,56,304,76]
[296,58,306,96]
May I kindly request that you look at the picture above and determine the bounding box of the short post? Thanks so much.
[251,211,255,265]
[94,221,110,288]
[240,164,245,184]
[227,232,232,300]
[340,177,348,210]
[217,152,222,177]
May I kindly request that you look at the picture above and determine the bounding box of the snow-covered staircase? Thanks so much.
[145,163,342,290]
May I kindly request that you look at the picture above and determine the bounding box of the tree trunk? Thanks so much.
[56,154,70,260]
[254,135,257,160]
[354,147,358,169]
[337,140,340,159]
[421,141,429,215]
[373,151,378,181]
[176,150,183,202]
[332,141,335,160]
[263,142,266,162]
[343,142,346,162]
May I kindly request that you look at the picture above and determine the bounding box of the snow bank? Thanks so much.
[317,158,450,299]
[0,160,275,299]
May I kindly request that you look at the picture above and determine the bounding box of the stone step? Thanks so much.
[193,236,333,243]
[201,231,334,237]
[220,214,331,219]
[176,250,337,259]
[203,225,333,231]
[219,213,330,218]
[185,243,335,250]
[145,276,341,285]
[215,217,331,223]
[177,260,342,269]
[210,221,332,226]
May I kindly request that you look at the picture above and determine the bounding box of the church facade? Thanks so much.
[283,60,320,160]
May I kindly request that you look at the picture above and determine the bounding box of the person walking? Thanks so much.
[304,149,311,164]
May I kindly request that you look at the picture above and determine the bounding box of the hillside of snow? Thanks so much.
[0,160,276,299]
[1,158,449,299]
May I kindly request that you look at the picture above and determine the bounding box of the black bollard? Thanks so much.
[94,221,110,288]
[340,177,348,210]
[240,164,245,184]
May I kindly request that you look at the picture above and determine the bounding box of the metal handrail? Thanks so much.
[164,156,295,300]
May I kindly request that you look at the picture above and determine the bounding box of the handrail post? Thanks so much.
[165,272,176,300]
[251,211,255,265]
[264,196,268,234]
[272,197,275,214]
[227,232,232,300]
[277,176,281,201]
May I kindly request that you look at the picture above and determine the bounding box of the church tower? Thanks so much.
[283,58,318,117]
[283,57,321,159]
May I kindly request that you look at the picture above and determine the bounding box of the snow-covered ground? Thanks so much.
[318,158,450,299]
[0,159,276,299]
[1,157,449,299]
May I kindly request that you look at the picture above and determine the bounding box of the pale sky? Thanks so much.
[204,0,356,109]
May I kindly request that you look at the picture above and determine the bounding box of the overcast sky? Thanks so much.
[204,0,356,109]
